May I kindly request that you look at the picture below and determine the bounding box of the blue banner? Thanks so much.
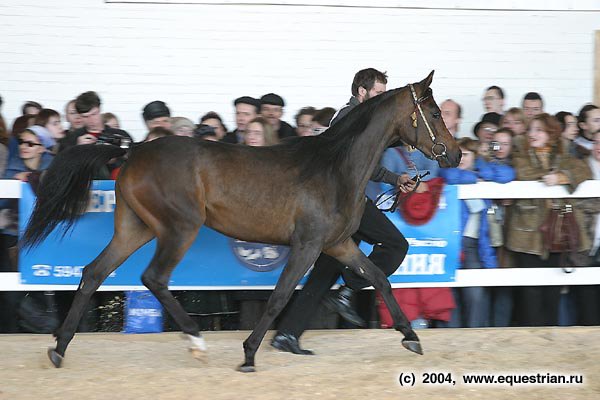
[19,182,460,287]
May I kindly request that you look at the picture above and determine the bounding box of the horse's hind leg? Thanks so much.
[140,227,206,359]
[325,238,423,355]
[239,237,322,372]
[49,194,154,367]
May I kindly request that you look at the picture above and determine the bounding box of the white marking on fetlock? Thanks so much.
[187,334,207,352]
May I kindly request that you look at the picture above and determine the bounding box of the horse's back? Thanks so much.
[118,137,334,244]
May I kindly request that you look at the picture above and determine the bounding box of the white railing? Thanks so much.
[2,180,600,291]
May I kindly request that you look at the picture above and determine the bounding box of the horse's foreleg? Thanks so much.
[238,240,322,373]
[325,238,423,355]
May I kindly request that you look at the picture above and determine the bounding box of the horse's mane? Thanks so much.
[279,87,403,182]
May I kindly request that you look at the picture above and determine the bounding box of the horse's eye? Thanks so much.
[432,112,441,119]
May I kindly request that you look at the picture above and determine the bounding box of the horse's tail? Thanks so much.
[22,144,127,248]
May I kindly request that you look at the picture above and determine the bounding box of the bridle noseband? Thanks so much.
[409,84,448,160]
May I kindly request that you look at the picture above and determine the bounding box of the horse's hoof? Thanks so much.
[47,348,64,368]
[237,363,256,373]
[189,347,208,363]
[402,340,424,355]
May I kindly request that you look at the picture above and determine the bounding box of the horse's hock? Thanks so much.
[1,327,598,400]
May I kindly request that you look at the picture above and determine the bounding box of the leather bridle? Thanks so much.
[409,84,448,161]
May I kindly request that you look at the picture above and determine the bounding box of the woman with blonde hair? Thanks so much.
[243,116,278,146]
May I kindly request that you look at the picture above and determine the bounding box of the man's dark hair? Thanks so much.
[486,85,504,99]
[294,106,316,125]
[21,101,43,115]
[577,104,599,135]
[555,111,573,132]
[34,109,60,127]
[523,92,543,106]
[351,68,388,96]
[234,96,260,113]
[200,111,223,124]
[75,91,101,114]
[313,107,337,127]
[200,111,228,133]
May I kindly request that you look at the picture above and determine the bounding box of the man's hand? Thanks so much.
[396,174,416,193]
[77,134,98,145]
[415,181,429,193]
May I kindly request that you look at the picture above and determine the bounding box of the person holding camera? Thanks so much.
[63,91,132,149]
[60,91,132,179]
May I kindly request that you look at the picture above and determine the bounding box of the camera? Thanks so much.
[194,124,217,138]
[489,141,501,152]
[96,132,131,149]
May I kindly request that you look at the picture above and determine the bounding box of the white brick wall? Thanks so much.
[1,1,599,140]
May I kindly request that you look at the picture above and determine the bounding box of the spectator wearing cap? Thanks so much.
[63,91,132,150]
[440,99,462,137]
[227,96,260,144]
[474,112,501,158]
[483,86,505,114]
[21,101,42,116]
[142,100,172,131]
[522,92,544,121]
[260,93,296,139]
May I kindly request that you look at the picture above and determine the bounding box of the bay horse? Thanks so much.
[23,71,460,372]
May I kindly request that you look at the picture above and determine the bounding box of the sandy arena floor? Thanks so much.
[1,327,599,400]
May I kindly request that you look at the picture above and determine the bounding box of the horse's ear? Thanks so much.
[420,70,435,89]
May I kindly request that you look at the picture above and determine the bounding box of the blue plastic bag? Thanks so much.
[123,290,163,333]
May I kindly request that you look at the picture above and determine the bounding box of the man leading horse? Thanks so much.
[272,68,418,354]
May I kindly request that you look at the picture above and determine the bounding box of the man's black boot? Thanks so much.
[270,333,314,355]
[323,286,366,327]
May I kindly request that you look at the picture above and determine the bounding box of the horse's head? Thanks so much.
[393,71,461,168]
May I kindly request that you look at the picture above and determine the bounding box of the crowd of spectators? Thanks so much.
[0,84,599,333]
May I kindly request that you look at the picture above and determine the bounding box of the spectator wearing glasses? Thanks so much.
[483,86,505,114]
[5,129,53,182]
[474,112,501,158]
